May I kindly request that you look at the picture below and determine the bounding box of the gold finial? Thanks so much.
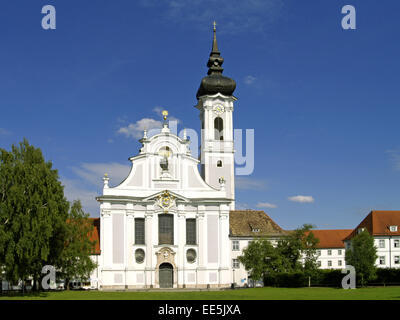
[162,110,169,121]
[104,173,108,177]
[213,21,217,31]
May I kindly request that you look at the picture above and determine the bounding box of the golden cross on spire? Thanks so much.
[213,21,217,31]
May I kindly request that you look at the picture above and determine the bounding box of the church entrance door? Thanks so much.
[159,263,173,288]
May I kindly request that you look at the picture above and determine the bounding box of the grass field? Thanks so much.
[0,286,400,300]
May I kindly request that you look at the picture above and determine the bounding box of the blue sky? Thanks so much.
[1,0,400,230]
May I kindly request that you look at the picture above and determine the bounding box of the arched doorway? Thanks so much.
[159,263,173,288]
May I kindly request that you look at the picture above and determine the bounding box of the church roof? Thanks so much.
[229,210,287,237]
[343,210,400,241]
[196,23,236,99]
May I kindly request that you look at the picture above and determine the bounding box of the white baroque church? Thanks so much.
[95,26,244,289]
[83,27,400,291]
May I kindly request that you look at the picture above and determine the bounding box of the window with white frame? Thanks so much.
[328,260,332,267]
[389,226,398,232]
[338,249,342,255]
[317,261,321,267]
[232,259,240,269]
[338,260,342,266]
[394,240,400,248]
[328,249,332,256]
[232,240,240,251]
[395,256,400,265]
[379,240,385,248]
[379,256,386,265]
[317,250,321,256]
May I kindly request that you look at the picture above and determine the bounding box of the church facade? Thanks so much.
[95,26,238,289]
[88,28,400,290]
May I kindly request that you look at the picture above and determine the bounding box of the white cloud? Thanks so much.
[288,195,315,203]
[70,162,131,187]
[62,162,132,216]
[61,178,99,216]
[117,107,181,140]
[235,202,251,210]
[235,177,266,190]
[139,0,284,34]
[152,106,164,115]
[256,202,277,209]
[0,128,11,135]
[387,149,400,171]
[118,118,162,139]
[244,75,256,85]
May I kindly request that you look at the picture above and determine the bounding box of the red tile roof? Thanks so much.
[307,229,352,248]
[344,211,400,241]
[88,218,101,255]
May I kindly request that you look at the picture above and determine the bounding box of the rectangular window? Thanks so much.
[394,240,400,248]
[328,260,332,267]
[186,219,196,245]
[232,240,240,251]
[317,250,321,256]
[390,226,398,232]
[379,240,385,248]
[394,256,400,265]
[135,218,145,245]
[159,214,174,245]
[338,250,342,255]
[379,256,385,265]
[232,259,240,269]
[338,260,342,266]
[317,261,321,267]
[328,250,332,256]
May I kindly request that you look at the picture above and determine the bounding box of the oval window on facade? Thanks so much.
[186,249,197,263]
[135,249,145,264]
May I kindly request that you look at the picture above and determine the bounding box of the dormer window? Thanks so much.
[389,226,398,232]
[357,227,365,234]
[252,228,260,233]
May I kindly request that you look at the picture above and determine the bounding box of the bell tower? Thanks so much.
[195,22,237,209]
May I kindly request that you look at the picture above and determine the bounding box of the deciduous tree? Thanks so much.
[345,230,377,286]
[0,139,69,290]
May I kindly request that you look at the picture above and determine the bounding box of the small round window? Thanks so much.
[186,249,197,263]
[135,249,145,264]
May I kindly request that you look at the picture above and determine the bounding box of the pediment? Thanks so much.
[143,190,189,202]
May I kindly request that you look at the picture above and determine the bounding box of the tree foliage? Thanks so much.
[60,200,98,289]
[277,224,320,275]
[0,139,69,285]
[345,230,377,286]
[238,224,320,282]
[0,139,97,290]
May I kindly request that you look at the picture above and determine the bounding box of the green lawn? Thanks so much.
[1,286,399,300]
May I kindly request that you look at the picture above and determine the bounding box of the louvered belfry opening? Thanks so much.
[159,214,174,245]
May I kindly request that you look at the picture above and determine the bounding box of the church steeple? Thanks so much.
[207,21,224,75]
[196,22,236,99]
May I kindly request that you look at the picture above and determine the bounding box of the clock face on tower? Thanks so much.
[213,104,225,115]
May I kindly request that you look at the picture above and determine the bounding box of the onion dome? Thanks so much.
[196,22,236,99]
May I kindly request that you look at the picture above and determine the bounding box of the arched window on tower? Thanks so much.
[217,160,222,167]
[214,117,224,140]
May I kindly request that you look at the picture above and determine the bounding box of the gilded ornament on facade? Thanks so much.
[156,190,175,213]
